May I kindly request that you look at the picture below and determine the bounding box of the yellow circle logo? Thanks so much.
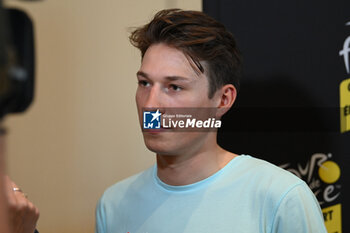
[318,161,341,184]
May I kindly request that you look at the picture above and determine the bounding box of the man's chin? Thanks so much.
[143,137,177,155]
[144,141,168,154]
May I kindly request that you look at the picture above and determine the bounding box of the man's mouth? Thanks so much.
[144,125,173,133]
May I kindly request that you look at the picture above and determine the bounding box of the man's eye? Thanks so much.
[138,80,150,87]
[169,84,182,91]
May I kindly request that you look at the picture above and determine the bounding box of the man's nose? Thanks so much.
[144,85,162,110]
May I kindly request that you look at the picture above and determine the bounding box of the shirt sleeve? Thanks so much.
[95,196,107,233]
[270,182,327,233]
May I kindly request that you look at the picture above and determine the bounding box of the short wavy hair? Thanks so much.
[130,9,242,98]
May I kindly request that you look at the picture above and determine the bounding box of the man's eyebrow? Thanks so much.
[137,71,192,82]
[136,71,148,78]
[164,76,191,82]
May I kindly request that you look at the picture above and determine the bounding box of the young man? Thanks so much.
[95,9,327,233]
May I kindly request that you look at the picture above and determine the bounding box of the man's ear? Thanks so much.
[216,84,237,118]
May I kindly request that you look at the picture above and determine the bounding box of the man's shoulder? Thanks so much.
[239,155,302,182]
[234,155,316,215]
[99,165,155,204]
[234,155,306,195]
[234,155,325,232]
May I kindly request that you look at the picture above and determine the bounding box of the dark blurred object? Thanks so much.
[0,1,36,231]
[0,0,35,120]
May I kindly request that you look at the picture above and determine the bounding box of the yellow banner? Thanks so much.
[322,204,342,233]
[340,78,350,133]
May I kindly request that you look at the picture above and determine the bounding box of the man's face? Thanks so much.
[135,43,219,155]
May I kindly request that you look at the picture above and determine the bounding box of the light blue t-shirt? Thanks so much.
[95,155,327,233]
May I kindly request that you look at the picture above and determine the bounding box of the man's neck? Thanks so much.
[156,145,237,186]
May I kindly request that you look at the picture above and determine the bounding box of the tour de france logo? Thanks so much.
[339,21,350,133]
[280,153,342,233]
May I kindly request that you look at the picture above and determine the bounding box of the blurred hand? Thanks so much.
[5,176,39,233]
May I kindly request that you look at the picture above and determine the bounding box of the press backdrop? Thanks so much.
[204,1,350,233]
